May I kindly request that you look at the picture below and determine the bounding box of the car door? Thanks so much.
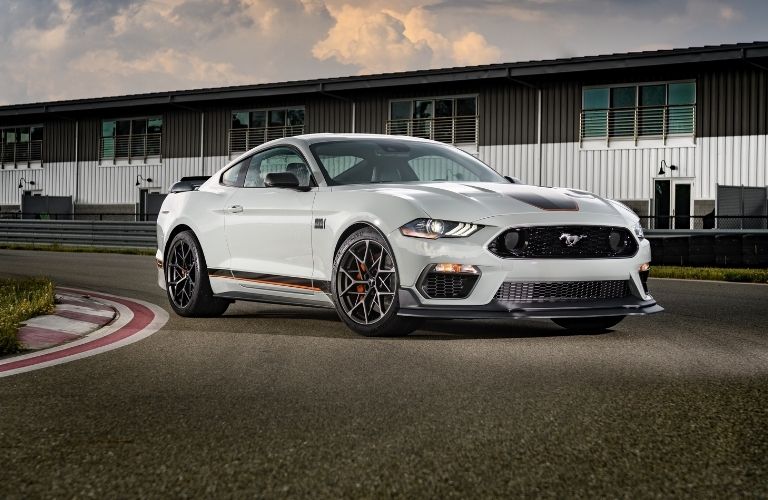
[224,146,317,287]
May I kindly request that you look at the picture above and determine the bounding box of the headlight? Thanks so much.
[400,218,481,239]
[632,221,644,241]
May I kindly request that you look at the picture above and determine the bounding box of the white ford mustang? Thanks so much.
[156,134,661,336]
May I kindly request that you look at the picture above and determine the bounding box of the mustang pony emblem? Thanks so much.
[559,233,588,247]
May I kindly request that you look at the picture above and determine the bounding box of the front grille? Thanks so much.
[488,225,639,259]
[420,272,479,299]
[495,280,631,303]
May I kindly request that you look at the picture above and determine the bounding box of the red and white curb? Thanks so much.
[0,287,168,378]
[18,291,118,350]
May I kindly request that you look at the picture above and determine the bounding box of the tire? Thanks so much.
[331,227,421,337]
[165,231,230,317]
[552,316,625,332]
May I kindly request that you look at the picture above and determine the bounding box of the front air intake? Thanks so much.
[488,226,639,259]
[495,280,631,303]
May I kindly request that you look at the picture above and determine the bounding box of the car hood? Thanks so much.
[335,182,628,223]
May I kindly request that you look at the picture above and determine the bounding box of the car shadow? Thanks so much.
[221,307,614,340]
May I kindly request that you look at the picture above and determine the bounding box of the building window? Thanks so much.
[386,96,478,146]
[1,125,43,168]
[229,107,305,156]
[100,117,162,162]
[580,81,695,143]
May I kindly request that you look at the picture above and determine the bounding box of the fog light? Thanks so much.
[639,262,650,272]
[503,229,526,252]
[608,230,625,252]
[434,263,479,274]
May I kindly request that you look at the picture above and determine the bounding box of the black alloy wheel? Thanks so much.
[164,231,230,317]
[332,227,420,336]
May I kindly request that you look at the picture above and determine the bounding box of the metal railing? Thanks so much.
[385,116,478,145]
[580,104,695,143]
[0,220,156,248]
[640,215,768,230]
[0,213,161,222]
[0,140,43,166]
[100,134,162,162]
[228,126,304,156]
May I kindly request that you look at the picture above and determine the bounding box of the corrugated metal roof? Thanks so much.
[1,41,767,116]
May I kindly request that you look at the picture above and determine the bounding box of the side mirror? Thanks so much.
[264,172,310,191]
[504,175,523,184]
[170,180,196,193]
[169,176,210,193]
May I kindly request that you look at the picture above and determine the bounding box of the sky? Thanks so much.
[0,0,766,105]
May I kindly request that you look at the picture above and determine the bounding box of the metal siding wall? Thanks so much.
[306,97,352,133]
[478,144,538,184]
[354,94,388,135]
[203,107,230,158]
[164,109,201,158]
[477,83,537,147]
[541,81,580,144]
[42,120,76,162]
[537,135,767,202]
[698,67,768,137]
[78,118,101,162]
[0,163,76,206]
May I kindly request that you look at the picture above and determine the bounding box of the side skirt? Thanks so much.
[208,268,334,309]
[215,290,335,309]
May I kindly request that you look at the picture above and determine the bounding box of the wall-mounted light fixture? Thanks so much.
[18,178,36,189]
[658,160,678,176]
[136,174,153,187]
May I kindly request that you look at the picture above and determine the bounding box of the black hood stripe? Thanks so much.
[507,192,579,211]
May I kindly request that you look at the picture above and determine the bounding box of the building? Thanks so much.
[1,42,767,228]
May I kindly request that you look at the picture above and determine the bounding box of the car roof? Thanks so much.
[289,133,441,147]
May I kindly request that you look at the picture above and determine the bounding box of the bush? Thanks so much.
[0,277,55,355]
[652,266,768,284]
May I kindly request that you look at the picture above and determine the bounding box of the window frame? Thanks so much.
[219,144,316,189]
[99,115,163,164]
[228,106,306,157]
[0,123,44,169]
[580,79,696,146]
[386,94,479,147]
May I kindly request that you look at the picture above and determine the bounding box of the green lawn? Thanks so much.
[653,265,768,284]
[0,277,56,355]
[0,242,155,256]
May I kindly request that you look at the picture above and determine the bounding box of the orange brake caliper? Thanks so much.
[356,263,368,295]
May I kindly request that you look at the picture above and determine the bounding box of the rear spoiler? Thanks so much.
[170,176,211,193]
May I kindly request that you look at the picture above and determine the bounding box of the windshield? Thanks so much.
[309,139,506,186]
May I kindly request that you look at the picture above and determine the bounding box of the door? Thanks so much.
[224,146,316,283]
[654,180,671,229]
[673,183,691,229]
[654,180,691,229]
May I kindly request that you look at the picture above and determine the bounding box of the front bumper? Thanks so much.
[388,213,661,318]
[397,288,663,319]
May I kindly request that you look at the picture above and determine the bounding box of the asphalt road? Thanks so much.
[1,249,767,498]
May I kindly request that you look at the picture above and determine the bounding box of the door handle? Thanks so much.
[227,205,243,213]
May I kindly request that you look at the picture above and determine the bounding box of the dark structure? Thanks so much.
[1,41,767,227]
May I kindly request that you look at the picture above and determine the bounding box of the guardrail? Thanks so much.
[1,221,767,267]
[0,220,156,248]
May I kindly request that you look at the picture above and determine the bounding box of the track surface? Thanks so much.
[1,250,767,498]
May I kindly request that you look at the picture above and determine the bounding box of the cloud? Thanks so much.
[451,32,501,66]
[719,5,742,20]
[312,4,503,73]
[1,0,768,104]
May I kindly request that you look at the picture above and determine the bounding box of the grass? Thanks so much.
[0,277,56,355]
[0,242,155,256]
[652,265,768,284]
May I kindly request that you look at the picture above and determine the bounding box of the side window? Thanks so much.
[220,158,248,187]
[243,147,312,188]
